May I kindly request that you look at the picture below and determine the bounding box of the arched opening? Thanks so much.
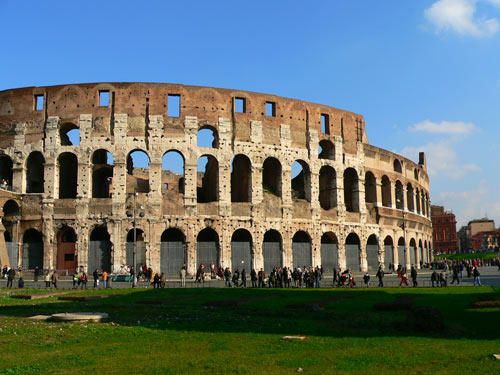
[406,183,414,212]
[397,237,406,268]
[345,232,361,271]
[393,159,402,173]
[92,149,114,198]
[160,228,186,276]
[231,154,252,202]
[127,149,150,193]
[126,228,146,272]
[89,226,112,272]
[2,200,19,267]
[409,238,417,267]
[419,239,424,266]
[58,152,78,198]
[414,168,419,180]
[395,180,404,210]
[415,189,421,214]
[343,168,359,212]
[162,150,185,195]
[319,166,337,210]
[364,171,377,204]
[291,160,311,202]
[366,234,379,272]
[383,236,394,269]
[60,123,80,146]
[292,230,312,268]
[424,240,429,263]
[318,140,335,160]
[22,228,43,270]
[421,192,426,216]
[231,229,252,271]
[262,157,282,197]
[197,228,219,269]
[0,154,13,190]
[3,199,19,217]
[320,232,338,274]
[57,226,77,273]
[26,151,45,193]
[381,176,392,207]
[263,229,282,274]
[197,155,219,203]
[197,126,218,148]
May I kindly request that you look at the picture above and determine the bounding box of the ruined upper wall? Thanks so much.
[0,82,367,153]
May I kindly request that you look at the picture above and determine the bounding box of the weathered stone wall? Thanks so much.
[0,83,433,274]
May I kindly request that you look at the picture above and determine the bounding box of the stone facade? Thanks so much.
[0,83,433,275]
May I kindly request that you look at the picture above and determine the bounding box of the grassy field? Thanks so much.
[0,286,499,374]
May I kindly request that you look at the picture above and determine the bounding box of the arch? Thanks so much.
[415,188,421,214]
[291,160,311,202]
[127,149,150,193]
[383,235,394,269]
[26,151,45,193]
[56,226,77,273]
[318,140,335,160]
[231,228,253,271]
[60,122,80,146]
[393,159,402,173]
[263,229,282,274]
[92,149,114,198]
[364,171,377,204]
[2,199,20,218]
[345,232,361,271]
[88,226,112,272]
[418,239,424,266]
[409,238,417,267]
[406,183,414,212]
[397,236,406,268]
[58,152,78,198]
[381,175,392,207]
[414,168,419,180]
[231,154,252,202]
[421,192,426,216]
[197,155,219,203]
[196,228,220,268]
[126,228,146,270]
[320,232,338,274]
[319,165,337,210]
[395,180,404,210]
[22,228,43,270]
[162,150,185,195]
[292,230,312,268]
[197,126,218,148]
[343,168,359,212]
[160,228,186,276]
[0,154,13,189]
[262,157,282,197]
[366,234,379,271]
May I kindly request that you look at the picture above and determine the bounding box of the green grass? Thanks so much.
[0,287,499,374]
[434,252,499,261]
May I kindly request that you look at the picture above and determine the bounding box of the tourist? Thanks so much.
[80,272,88,289]
[102,270,108,288]
[473,267,481,286]
[18,276,24,288]
[44,270,51,288]
[450,264,460,285]
[93,269,99,288]
[224,267,232,287]
[51,270,58,288]
[153,273,160,288]
[376,266,384,287]
[439,272,447,287]
[399,269,408,287]
[250,268,257,288]
[431,270,438,287]
[363,272,370,287]
[258,268,265,288]
[232,268,240,287]
[6,267,15,288]
[73,272,79,289]
[180,264,186,287]
[410,266,418,287]
[240,268,247,288]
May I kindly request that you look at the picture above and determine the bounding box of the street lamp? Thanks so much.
[126,192,144,287]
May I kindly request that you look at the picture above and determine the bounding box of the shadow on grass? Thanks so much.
[0,286,499,340]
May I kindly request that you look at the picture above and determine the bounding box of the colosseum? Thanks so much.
[0,83,433,277]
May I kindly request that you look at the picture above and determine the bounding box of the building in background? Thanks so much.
[458,218,496,252]
[431,205,458,254]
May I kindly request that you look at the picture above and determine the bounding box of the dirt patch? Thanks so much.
[11,292,67,300]
[471,300,500,309]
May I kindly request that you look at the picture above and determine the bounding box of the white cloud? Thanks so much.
[424,0,499,37]
[409,120,477,134]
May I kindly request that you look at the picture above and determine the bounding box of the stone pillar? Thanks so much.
[392,243,398,267]
[337,240,346,271]
[218,118,232,217]
[390,180,397,209]
[378,236,385,269]
[375,181,382,207]
[13,123,26,193]
[359,239,368,272]
[253,228,263,271]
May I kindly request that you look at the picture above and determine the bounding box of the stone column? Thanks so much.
[337,240,346,271]
[359,238,368,272]
[218,118,232,217]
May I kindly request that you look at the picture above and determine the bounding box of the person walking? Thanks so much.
[180,265,186,287]
[240,268,247,288]
[410,266,418,287]
[431,270,438,287]
[224,267,232,287]
[399,268,408,287]
[51,270,58,289]
[376,266,384,287]
[450,265,460,285]
[6,267,15,288]
[258,268,265,288]
[102,270,108,289]
[473,267,481,286]
[80,272,88,289]
[44,270,51,288]
[363,272,370,287]
[93,269,99,288]
[250,268,257,288]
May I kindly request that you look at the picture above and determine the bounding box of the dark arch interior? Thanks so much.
[381,175,391,207]
[0,155,13,187]
[58,227,77,243]
[367,234,378,245]
[60,123,80,146]
[406,183,414,212]
[291,160,311,202]
[262,157,282,197]
[346,233,360,245]
[393,159,402,173]
[343,168,359,212]
[231,155,251,202]
[4,231,12,242]
[263,230,281,243]
[397,237,405,246]
[321,232,338,244]
[92,149,114,198]
[319,166,337,210]
[126,228,145,242]
[365,172,377,203]
[384,236,394,246]
[26,152,45,193]
[3,200,20,217]
[395,181,404,209]
[231,228,252,242]
[197,228,219,242]
[292,230,311,243]
[161,228,185,242]
[197,155,219,203]
[90,226,110,241]
[318,140,335,160]
[23,228,42,243]
[58,152,78,198]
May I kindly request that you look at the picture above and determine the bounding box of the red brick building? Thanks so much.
[431,205,458,253]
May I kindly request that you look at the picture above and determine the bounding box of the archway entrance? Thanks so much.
[383,236,394,270]
[126,228,146,271]
[160,228,186,277]
[320,232,338,274]
[22,229,44,270]
[196,228,219,269]
[57,226,77,273]
[231,229,252,272]
[263,230,282,274]
[397,237,406,268]
[366,234,379,272]
[345,233,360,271]
[292,231,312,268]
[89,226,112,272]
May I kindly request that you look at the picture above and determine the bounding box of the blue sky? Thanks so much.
[1,0,499,227]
